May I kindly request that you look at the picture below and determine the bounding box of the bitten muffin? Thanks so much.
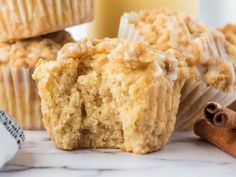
[0,31,73,129]
[0,0,94,42]
[118,8,236,130]
[33,38,188,154]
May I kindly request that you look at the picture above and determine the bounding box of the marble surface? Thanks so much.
[0,131,235,177]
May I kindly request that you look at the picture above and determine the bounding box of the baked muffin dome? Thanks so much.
[0,31,73,68]
[33,38,188,154]
[120,8,236,91]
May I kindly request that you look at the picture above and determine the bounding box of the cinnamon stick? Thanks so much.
[203,101,236,129]
[194,119,236,157]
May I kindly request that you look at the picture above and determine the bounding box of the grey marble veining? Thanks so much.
[0,131,235,177]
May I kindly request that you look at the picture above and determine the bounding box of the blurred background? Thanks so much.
[66,0,236,40]
[199,0,236,27]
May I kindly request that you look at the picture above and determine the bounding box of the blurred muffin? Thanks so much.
[33,38,188,154]
[221,24,236,110]
[118,8,236,130]
[0,0,94,42]
[0,31,73,129]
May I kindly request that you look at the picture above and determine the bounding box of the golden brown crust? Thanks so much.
[0,0,94,42]
[33,38,188,154]
[127,8,236,91]
[0,31,73,68]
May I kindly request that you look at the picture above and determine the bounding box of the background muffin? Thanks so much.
[221,24,236,111]
[0,0,94,42]
[118,8,236,130]
[33,38,188,154]
[0,31,73,129]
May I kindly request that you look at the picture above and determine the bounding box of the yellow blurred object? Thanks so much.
[88,0,199,38]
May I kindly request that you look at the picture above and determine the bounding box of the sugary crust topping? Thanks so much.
[128,8,207,51]
[190,31,236,90]
[57,38,188,80]
[0,31,73,68]
[128,8,236,91]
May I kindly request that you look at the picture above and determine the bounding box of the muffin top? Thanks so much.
[0,31,73,68]
[34,38,188,82]
[126,8,236,91]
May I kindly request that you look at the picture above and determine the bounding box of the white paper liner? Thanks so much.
[118,13,236,131]
[175,79,236,130]
[0,67,43,130]
[0,0,94,42]
[118,13,145,42]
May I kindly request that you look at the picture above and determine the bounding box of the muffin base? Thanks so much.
[0,67,43,130]
[0,0,94,42]
[175,79,236,130]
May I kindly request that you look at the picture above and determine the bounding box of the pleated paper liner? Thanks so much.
[151,79,185,149]
[175,79,236,130]
[118,12,236,131]
[0,67,43,130]
[118,13,145,42]
[0,0,94,42]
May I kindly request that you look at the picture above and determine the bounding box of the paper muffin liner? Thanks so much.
[118,13,145,42]
[0,67,43,130]
[0,0,94,42]
[149,79,185,149]
[175,79,236,130]
[118,13,236,131]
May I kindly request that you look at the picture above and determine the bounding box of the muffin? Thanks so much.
[118,8,236,130]
[32,38,188,154]
[0,31,73,129]
[221,24,236,110]
[0,0,94,42]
